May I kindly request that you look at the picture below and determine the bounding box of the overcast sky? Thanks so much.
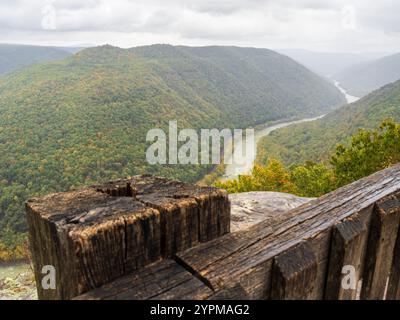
[0,0,399,53]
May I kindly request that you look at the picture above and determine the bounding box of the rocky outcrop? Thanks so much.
[230,192,314,232]
[0,264,37,300]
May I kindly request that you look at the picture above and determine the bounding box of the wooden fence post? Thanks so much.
[325,213,369,299]
[270,242,318,300]
[26,176,230,300]
[26,165,400,300]
[361,194,400,300]
[387,223,400,300]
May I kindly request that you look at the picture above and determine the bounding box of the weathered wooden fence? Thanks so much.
[26,165,400,300]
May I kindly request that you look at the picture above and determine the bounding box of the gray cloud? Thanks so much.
[0,0,399,53]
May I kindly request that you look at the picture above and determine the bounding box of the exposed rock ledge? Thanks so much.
[230,192,314,232]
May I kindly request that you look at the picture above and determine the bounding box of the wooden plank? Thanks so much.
[387,223,400,300]
[74,259,213,300]
[361,193,400,300]
[207,283,250,300]
[306,229,333,299]
[325,211,370,300]
[150,278,213,300]
[270,242,318,300]
[177,165,400,299]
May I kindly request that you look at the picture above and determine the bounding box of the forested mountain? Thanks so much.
[130,45,345,126]
[0,44,344,237]
[258,79,400,167]
[0,44,75,75]
[334,53,400,97]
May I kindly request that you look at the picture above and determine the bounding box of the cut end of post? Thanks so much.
[26,175,230,300]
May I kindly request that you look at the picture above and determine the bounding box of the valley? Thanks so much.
[0,44,345,242]
[257,78,400,168]
[0,45,397,291]
[223,115,325,180]
[1,0,400,303]
[223,81,358,180]
[334,52,400,97]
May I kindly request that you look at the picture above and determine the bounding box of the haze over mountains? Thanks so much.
[0,44,344,233]
[277,49,388,77]
[279,48,400,99]
[0,44,85,75]
[334,52,400,97]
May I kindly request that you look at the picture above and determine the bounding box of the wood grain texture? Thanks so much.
[74,259,213,300]
[133,176,230,254]
[27,190,161,299]
[270,243,318,300]
[361,193,400,300]
[27,175,230,300]
[207,283,250,300]
[387,223,400,300]
[177,164,400,299]
[325,211,370,300]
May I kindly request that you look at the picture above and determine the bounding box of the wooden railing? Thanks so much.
[26,165,400,300]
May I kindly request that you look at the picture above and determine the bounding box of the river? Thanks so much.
[222,81,360,180]
[333,80,360,104]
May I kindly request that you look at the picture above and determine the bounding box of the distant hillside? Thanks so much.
[258,79,400,167]
[0,44,74,75]
[56,46,87,54]
[334,53,400,97]
[277,49,381,76]
[130,45,345,126]
[0,44,344,234]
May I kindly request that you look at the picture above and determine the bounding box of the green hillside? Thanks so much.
[258,80,400,167]
[0,44,73,75]
[334,52,400,97]
[131,45,345,126]
[0,44,344,237]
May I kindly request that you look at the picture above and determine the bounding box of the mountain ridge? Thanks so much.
[0,44,78,75]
